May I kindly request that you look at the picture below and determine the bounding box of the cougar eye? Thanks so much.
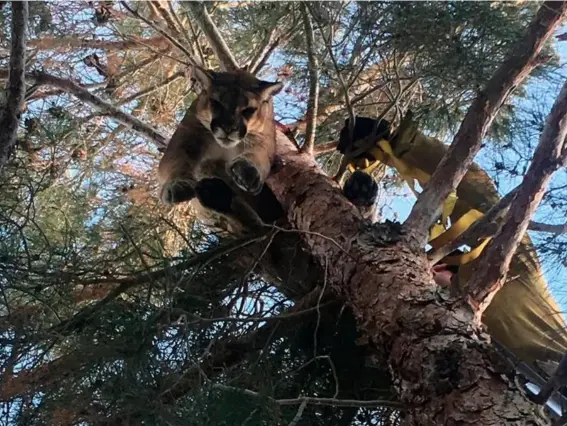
[242,107,257,119]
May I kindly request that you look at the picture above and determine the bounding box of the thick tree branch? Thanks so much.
[185,2,239,71]
[403,1,567,247]
[300,2,319,155]
[0,69,168,148]
[467,78,567,314]
[266,131,549,423]
[0,1,27,173]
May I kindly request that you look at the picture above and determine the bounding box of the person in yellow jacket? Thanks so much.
[337,114,567,375]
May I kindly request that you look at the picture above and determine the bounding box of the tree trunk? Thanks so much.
[267,132,548,424]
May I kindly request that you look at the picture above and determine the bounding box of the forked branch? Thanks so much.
[468,78,567,314]
[403,1,567,247]
[185,2,240,71]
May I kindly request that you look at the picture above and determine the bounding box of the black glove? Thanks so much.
[336,116,392,156]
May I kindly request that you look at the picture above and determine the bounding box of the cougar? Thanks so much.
[157,66,284,230]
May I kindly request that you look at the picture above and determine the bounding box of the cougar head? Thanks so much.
[192,66,283,148]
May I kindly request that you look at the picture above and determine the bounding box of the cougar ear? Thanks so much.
[240,64,251,73]
[258,80,284,99]
[191,66,214,91]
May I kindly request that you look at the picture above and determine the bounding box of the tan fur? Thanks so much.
[157,67,283,230]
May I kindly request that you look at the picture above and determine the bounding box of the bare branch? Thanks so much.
[212,384,403,408]
[185,2,240,71]
[468,78,567,314]
[117,70,184,106]
[528,220,567,234]
[0,69,168,148]
[306,2,355,135]
[27,36,168,52]
[120,1,196,65]
[248,26,278,72]
[249,25,298,75]
[314,141,339,155]
[403,1,567,247]
[300,3,319,155]
[0,1,28,173]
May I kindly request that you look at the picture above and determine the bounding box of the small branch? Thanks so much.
[313,141,338,155]
[27,36,168,52]
[249,24,298,75]
[120,1,196,65]
[0,69,168,148]
[0,1,28,172]
[528,220,567,234]
[150,1,183,38]
[213,383,403,408]
[467,78,567,314]
[117,70,184,106]
[300,3,319,155]
[185,2,239,71]
[306,2,355,135]
[248,26,278,72]
[403,1,567,247]
[166,1,203,66]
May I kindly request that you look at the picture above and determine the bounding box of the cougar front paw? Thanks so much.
[229,158,263,195]
[161,181,195,205]
[195,178,234,213]
[343,170,378,207]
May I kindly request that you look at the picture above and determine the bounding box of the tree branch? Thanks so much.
[212,384,403,408]
[120,1,196,65]
[0,69,168,148]
[428,188,518,265]
[403,1,567,247]
[116,70,184,106]
[314,140,338,155]
[467,78,567,314]
[27,36,168,52]
[185,2,240,71]
[299,2,319,155]
[0,1,27,172]
[306,2,355,136]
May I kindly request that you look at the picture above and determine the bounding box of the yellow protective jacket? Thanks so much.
[352,115,567,367]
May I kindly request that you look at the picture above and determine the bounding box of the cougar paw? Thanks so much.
[343,170,378,207]
[229,158,263,195]
[161,181,195,205]
[195,178,234,214]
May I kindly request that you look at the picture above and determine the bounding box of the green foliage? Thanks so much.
[0,1,563,425]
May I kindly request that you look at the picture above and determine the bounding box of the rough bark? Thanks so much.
[468,79,567,313]
[0,1,28,173]
[404,1,567,247]
[267,132,549,424]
